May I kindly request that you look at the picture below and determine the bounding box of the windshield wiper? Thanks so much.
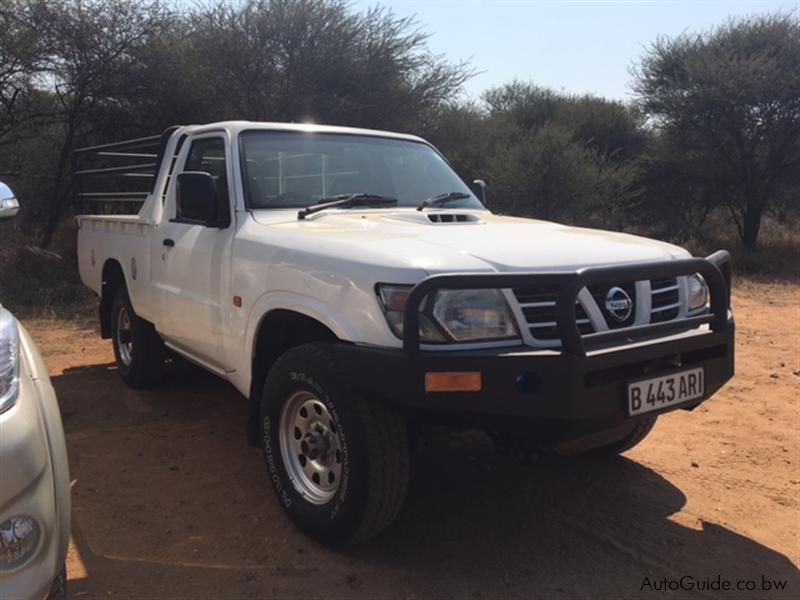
[297,193,398,220]
[416,191,471,211]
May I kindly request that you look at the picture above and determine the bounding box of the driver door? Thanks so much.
[153,135,236,371]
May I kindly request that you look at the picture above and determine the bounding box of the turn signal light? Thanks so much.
[425,371,482,392]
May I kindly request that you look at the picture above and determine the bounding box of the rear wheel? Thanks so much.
[110,286,166,388]
[260,343,409,547]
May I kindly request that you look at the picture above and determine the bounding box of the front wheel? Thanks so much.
[260,343,409,547]
[590,415,659,457]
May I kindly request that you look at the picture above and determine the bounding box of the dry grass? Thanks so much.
[0,222,95,320]
[686,216,799,283]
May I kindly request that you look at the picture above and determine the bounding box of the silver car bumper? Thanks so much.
[0,325,70,600]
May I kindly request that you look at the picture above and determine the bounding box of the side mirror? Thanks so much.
[471,179,488,206]
[0,181,20,220]
[176,172,229,227]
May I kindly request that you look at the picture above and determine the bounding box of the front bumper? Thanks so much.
[336,251,735,440]
[0,344,69,600]
[336,321,734,434]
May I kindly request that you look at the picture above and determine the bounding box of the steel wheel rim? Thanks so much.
[279,390,343,505]
[116,306,133,367]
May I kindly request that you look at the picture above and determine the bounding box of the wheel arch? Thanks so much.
[99,259,127,339]
[247,308,340,446]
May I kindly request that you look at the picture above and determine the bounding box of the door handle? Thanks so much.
[163,238,175,247]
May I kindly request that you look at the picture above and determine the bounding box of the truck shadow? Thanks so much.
[52,361,799,599]
[356,437,800,597]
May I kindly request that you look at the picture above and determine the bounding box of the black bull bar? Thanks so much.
[402,250,732,356]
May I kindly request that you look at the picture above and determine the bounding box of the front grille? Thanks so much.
[589,282,636,329]
[513,284,593,342]
[513,277,686,346]
[650,277,680,323]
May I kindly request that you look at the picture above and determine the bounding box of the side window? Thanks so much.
[183,137,229,206]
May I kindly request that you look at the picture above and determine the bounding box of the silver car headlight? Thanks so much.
[377,285,519,343]
[687,274,709,313]
[0,307,21,415]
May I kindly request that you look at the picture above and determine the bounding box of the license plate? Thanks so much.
[627,367,705,416]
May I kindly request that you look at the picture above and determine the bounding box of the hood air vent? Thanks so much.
[427,213,480,224]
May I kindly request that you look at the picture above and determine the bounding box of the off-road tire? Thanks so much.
[110,286,166,388]
[591,415,658,456]
[260,343,409,547]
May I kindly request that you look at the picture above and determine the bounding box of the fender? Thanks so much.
[229,291,361,396]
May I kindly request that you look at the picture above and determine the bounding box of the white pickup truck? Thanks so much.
[76,121,735,546]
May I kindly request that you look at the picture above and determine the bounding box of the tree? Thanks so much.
[3,0,473,246]
[0,0,45,145]
[637,130,721,243]
[187,0,472,129]
[34,0,171,246]
[425,101,492,182]
[633,13,800,249]
[474,82,644,227]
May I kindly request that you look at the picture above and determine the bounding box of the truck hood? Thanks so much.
[252,209,689,274]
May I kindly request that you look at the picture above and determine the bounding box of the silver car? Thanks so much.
[0,183,70,599]
[0,182,19,219]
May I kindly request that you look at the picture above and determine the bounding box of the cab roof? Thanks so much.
[181,121,427,144]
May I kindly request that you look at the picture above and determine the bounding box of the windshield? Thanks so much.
[240,131,483,210]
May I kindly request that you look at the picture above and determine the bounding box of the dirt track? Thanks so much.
[26,283,800,599]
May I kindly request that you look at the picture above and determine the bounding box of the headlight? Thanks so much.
[432,289,518,341]
[377,285,519,343]
[0,307,21,415]
[687,274,709,312]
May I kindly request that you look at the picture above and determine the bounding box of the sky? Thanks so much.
[357,0,798,102]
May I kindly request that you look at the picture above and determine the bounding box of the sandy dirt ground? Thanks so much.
[24,283,800,599]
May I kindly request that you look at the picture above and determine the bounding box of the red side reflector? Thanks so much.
[233,296,242,307]
[425,372,482,393]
